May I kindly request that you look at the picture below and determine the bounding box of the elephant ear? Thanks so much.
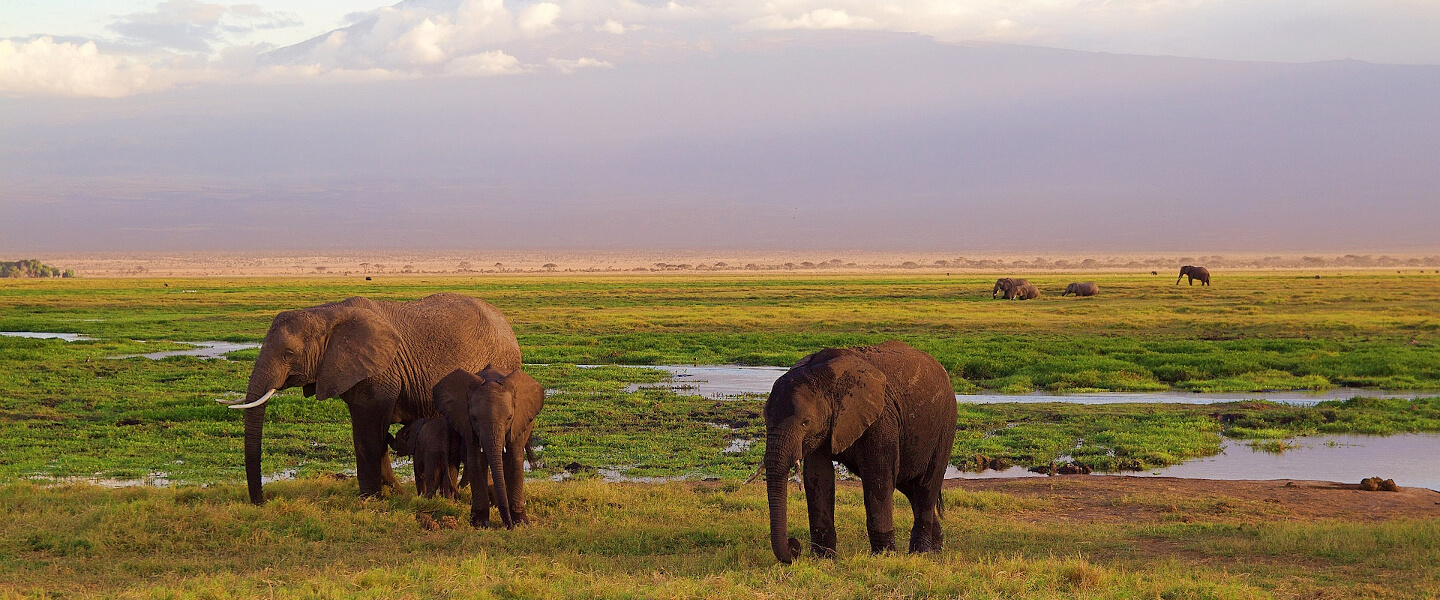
[821,353,888,454]
[433,369,479,440]
[314,306,401,401]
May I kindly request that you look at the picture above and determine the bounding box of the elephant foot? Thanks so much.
[868,529,896,554]
[470,510,490,529]
[809,528,837,558]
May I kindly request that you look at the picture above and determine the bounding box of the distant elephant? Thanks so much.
[991,278,1016,299]
[389,418,464,499]
[764,340,957,564]
[1011,280,1040,300]
[1177,266,1210,286]
[1062,282,1098,297]
[217,293,521,505]
[434,365,544,529]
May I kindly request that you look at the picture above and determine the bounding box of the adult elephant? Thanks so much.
[1177,266,1211,286]
[1062,282,1098,297]
[764,340,957,564]
[217,293,521,505]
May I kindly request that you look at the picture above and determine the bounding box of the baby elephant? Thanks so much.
[434,365,545,529]
[1062,282,1098,297]
[1011,280,1040,300]
[389,418,464,499]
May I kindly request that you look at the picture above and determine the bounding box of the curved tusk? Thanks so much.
[228,388,276,410]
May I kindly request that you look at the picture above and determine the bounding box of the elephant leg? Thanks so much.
[860,477,897,553]
[504,440,528,524]
[347,401,396,498]
[802,454,837,558]
[902,479,944,553]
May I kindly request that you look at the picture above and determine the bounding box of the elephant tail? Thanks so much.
[937,489,945,520]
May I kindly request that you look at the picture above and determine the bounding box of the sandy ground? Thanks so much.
[945,476,1440,522]
[17,250,1440,277]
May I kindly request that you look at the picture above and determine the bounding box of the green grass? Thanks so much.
[2,479,1437,598]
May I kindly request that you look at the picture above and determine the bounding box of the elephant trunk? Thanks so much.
[242,359,286,505]
[487,437,512,529]
[243,402,266,505]
[765,432,802,564]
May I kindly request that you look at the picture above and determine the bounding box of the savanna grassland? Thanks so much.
[1,271,1439,598]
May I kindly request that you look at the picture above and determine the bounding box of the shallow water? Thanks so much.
[0,331,94,341]
[625,364,1434,405]
[947,434,1440,491]
[111,341,260,360]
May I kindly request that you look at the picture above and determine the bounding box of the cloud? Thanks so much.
[0,37,166,98]
[108,0,301,53]
[6,0,1440,98]
[547,56,613,73]
[445,50,528,76]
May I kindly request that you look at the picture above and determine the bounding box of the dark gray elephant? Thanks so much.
[389,418,464,499]
[1062,282,1098,297]
[1177,266,1210,286]
[434,365,544,529]
[1011,280,1040,300]
[764,340,957,564]
[217,293,521,505]
[991,278,1016,299]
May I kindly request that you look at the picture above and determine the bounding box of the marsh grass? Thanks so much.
[2,479,1435,598]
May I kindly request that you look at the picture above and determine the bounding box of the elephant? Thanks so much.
[1177,266,1210,286]
[1062,282,1098,297]
[389,418,464,500]
[1011,280,1040,300]
[217,293,521,505]
[763,340,957,564]
[991,278,1016,299]
[434,365,544,529]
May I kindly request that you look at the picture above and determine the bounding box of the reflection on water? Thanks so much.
[1138,434,1440,491]
[1,331,94,341]
[111,341,260,360]
[624,364,1434,406]
[947,434,1440,491]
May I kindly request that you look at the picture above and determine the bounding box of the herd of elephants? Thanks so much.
[214,265,1213,564]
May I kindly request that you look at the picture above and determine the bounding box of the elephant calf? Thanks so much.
[389,418,464,499]
[764,340,957,564]
[1011,280,1040,300]
[434,365,544,529]
[1062,282,1098,297]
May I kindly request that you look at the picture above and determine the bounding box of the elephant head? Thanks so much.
[991,278,1014,299]
[220,303,402,505]
[1063,283,1077,296]
[764,349,887,563]
[434,367,516,528]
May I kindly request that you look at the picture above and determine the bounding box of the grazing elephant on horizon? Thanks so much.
[1011,280,1040,300]
[1177,266,1211,286]
[390,418,465,499]
[763,340,957,564]
[1062,282,1099,297]
[217,293,521,505]
[434,365,544,529]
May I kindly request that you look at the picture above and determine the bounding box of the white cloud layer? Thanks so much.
[4,0,1440,97]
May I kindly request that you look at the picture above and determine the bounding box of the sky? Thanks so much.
[2,1,1439,253]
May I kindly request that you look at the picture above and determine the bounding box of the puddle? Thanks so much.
[723,439,755,453]
[1,331,94,341]
[597,467,684,483]
[622,365,789,397]
[31,472,174,488]
[618,364,1433,406]
[111,341,260,360]
[946,434,1440,491]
